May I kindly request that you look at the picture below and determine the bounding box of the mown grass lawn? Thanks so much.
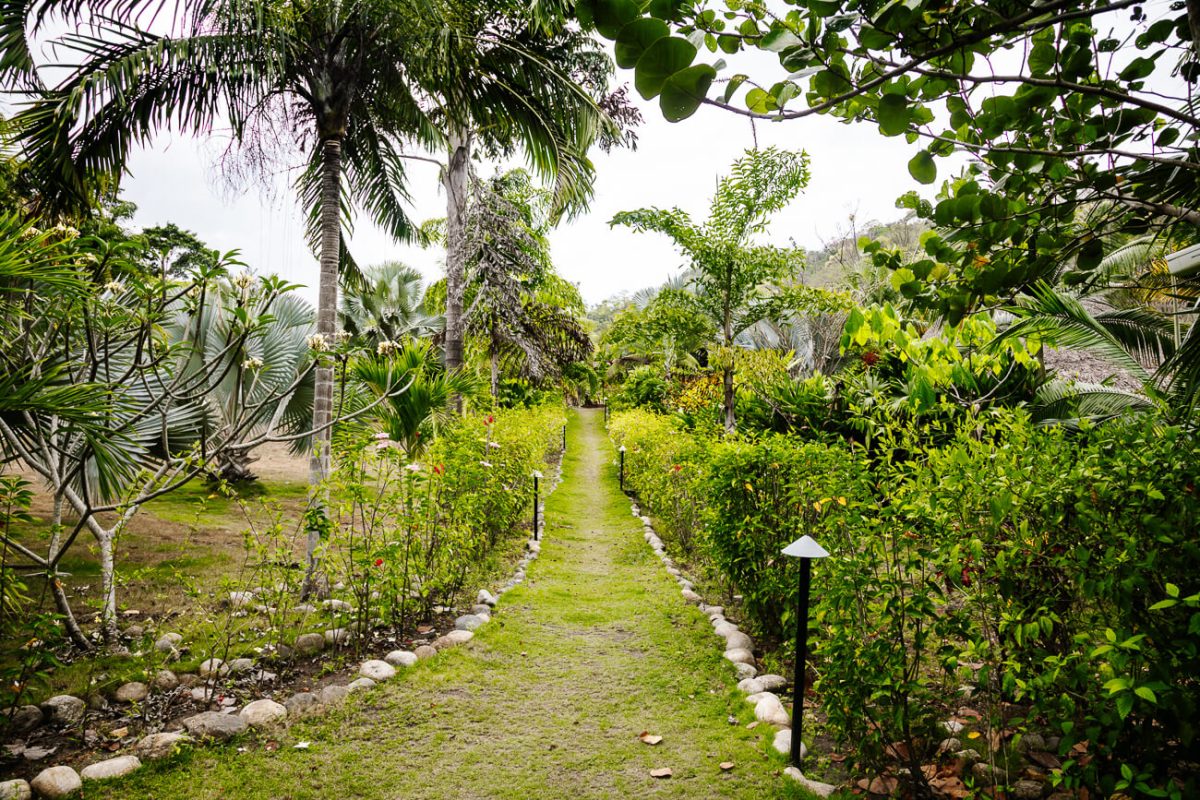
[87,409,816,799]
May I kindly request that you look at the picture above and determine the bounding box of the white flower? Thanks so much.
[242,357,264,370]
[335,330,352,344]
[232,272,254,289]
[480,461,493,468]
[488,441,501,449]
[102,280,124,294]
[306,334,329,352]
[376,339,399,356]
[374,432,390,440]
[405,463,422,472]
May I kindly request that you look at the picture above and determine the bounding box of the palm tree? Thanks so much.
[3,0,441,582]
[340,261,437,348]
[402,1,627,373]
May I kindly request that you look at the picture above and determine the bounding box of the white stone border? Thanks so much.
[630,500,836,798]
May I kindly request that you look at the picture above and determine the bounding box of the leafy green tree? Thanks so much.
[138,223,219,279]
[611,147,811,431]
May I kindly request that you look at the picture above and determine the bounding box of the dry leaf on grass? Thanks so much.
[719,762,734,771]
[638,732,663,745]
[650,768,672,779]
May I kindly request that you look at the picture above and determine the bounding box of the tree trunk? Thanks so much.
[723,320,736,434]
[443,125,472,374]
[490,345,500,399]
[97,530,120,643]
[304,135,344,594]
[48,494,90,650]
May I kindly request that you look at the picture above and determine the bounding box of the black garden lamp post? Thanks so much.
[781,534,830,769]
[562,423,567,453]
[618,445,626,493]
[532,470,543,540]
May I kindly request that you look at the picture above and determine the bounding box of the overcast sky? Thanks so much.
[117,51,926,307]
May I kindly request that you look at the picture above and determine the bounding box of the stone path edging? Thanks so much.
[629,499,837,798]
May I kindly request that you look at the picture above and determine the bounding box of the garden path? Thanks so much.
[95,409,807,800]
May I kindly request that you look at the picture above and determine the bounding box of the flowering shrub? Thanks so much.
[320,404,565,640]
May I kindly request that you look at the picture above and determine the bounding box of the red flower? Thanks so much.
[485,415,495,425]
[672,464,683,473]
[433,464,445,476]
[862,351,880,367]
[374,558,384,567]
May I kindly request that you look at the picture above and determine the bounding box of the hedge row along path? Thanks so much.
[93,409,810,800]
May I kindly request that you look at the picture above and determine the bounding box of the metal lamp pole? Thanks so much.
[781,535,830,770]
[562,424,567,453]
[532,470,542,540]
[618,445,626,493]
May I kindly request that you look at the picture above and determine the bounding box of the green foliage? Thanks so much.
[609,407,1200,797]
[322,404,565,625]
[611,365,668,413]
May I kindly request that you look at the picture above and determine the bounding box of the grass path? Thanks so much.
[97,409,808,799]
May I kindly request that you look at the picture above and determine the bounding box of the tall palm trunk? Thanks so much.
[304,135,343,592]
[443,124,472,373]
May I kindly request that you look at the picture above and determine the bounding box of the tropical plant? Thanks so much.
[403,0,631,373]
[1,0,442,582]
[340,261,438,348]
[611,147,812,431]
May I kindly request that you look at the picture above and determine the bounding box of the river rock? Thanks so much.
[323,628,353,647]
[347,677,375,692]
[152,670,179,691]
[239,699,286,729]
[432,630,473,650]
[176,673,203,689]
[318,685,349,705]
[228,591,255,609]
[724,631,754,651]
[227,658,254,674]
[455,614,485,632]
[705,606,725,618]
[5,705,42,734]
[198,658,227,678]
[414,645,437,660]
[723,648,756,666]
[321,599,352,613]
[80,756,141,782]
[734,663,758,680]
[181,711,247,741]
[29,767,80,799]
[754,692,791,727]
[359,660,396,681]
[713,621,739,637]
[773,728,807,758]
[737,678,764,694]
[0,780,30,800]
[384,650,418,668]
[1011,780,1045,800]
[477,589,497,607]
[757,674,788,692]
[134,732,190,760]
[783,767,836,798]
[680,589,703,605]
[41,695,85,726]
[283,692,319,717]
[1018,732,1047,753]
[294,633,325,656]
[114,682,149,703]
[155,632,182,653]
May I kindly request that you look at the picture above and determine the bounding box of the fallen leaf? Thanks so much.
[966,731,981,740]
[639,733,663,745]
[294,741,311,750]
[930,775,968,799]
[829,753,847,763]
[719,762,734,771]
[109,727,128,739]
[264,741,280,752]
[649,768,672,779]
[746,721,760,730]
[957,707,983,719]
[1027,751,1062,771]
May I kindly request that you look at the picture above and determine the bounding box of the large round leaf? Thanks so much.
[594,0,640,39]
[660,64,716,122]
[908,150,937,184]
[615,18,670,69]
[877,93,910,136]
[635,36,698,100]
